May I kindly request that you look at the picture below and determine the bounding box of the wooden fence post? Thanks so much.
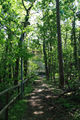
[5,92,9,120]
[18,86,20,100]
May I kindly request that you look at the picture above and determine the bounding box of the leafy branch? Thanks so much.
[22,0,36,16]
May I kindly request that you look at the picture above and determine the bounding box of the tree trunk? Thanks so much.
[8,31,12,80]
[73,16,77,68]
[56,0,64,88]
[24,59,28,78]
[14,58,19,85]
[78,30,80,80]
[43,39,49,80]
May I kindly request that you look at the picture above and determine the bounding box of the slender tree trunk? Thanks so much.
[24,59,28,78]
[9,64,12,79]
[3,39,8,81]
[73,16,77,68]
[56,0,64,88]
[43,39,49,80]
[48,43,50,79]
[64,29,70,88]
[49,42,53,80]
[8,31,12,80]
[14,58,19,85]
[78,30,80,80]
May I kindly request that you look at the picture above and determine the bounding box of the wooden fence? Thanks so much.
[0,77,32,120]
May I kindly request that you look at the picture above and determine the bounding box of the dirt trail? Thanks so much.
[22,77,72,120]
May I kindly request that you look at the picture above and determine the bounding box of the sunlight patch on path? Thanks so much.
[22,78,74,120]
[22,78,55,120]
[33,111,44,115]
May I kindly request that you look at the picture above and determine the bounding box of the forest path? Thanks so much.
[22,77,72,120]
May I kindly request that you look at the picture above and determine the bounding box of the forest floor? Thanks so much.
[22,77,75,120]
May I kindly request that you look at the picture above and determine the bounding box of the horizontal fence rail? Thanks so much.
[0,84,20,96]
[0,92,21,116]
[0,76,33,120]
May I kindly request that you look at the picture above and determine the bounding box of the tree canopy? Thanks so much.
[0,0,80,119]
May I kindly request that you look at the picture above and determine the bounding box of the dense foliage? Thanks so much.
[0,0,80,90]
[0,0,80,119]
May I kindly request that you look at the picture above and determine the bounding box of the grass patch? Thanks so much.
[8,99,27,120]
[54,96,80,120]
[8,77,35,120]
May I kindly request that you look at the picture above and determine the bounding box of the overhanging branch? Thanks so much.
[22,0,27,12]
[22,0,36,15]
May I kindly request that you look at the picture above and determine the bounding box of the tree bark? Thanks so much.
[56,0,64,88]
[14,58,19,85]
[43,39,49,80]
[78,30,80,80]
[24,59,28,78]
[73,16,77,68]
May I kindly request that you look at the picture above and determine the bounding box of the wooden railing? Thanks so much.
[0,77,32,120]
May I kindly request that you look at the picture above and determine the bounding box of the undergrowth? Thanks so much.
[8,76,36,120]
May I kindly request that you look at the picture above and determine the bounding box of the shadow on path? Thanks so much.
[22,77,72,120]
